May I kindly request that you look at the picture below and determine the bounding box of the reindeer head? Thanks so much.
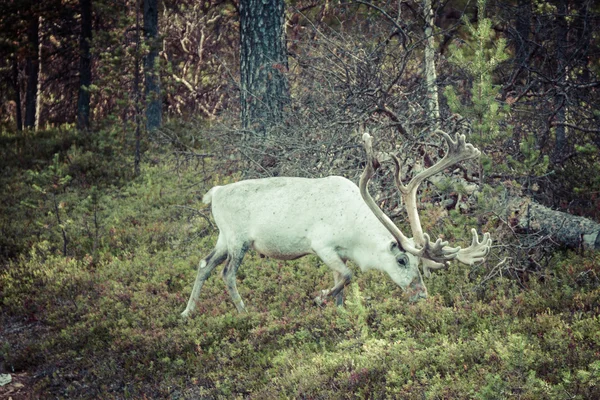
[359,131,492,298]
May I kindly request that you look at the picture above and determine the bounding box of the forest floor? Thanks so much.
[1,128,600,399]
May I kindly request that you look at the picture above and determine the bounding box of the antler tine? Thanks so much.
[421,258,447,278]
[390,153,408,195]
[404,130,480,194]
[422,229,492,272]
[456,229,493,265]
[435,129,481,161]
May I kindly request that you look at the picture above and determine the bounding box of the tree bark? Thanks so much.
[513,0,530,72]
[144,0,161,132]
[239,0,289,134]
[552,1,568,163]
[134,0,142,176]
[513,198,600,251]
[511,0,531,82]
[423,0,439,131]
[35,16,43,131]
[77,0,93,131]
[12,55,22,131]
[24,15,39,129]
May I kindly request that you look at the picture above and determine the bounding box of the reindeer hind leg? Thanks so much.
[222,243,249,313]
[181,238,227,318]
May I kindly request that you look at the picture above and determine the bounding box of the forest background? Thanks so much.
[1,0,600,398]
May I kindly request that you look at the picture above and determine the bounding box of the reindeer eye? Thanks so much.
[397,255,408,268]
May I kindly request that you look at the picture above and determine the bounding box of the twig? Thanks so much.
[172,205,214,229]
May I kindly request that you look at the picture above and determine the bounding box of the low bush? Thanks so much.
[1,127,600,399]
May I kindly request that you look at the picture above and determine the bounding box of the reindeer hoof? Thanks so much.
[314,290,329,306]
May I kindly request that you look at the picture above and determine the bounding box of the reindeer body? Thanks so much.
[181,176,425,316]
[181,132,491,316]
[210,176,387,262]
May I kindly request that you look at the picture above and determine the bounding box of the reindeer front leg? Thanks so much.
[313,249,351,306]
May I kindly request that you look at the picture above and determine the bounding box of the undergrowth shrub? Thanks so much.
[1,126,600,399]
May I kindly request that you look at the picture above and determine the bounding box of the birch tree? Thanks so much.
[423,0,439,131]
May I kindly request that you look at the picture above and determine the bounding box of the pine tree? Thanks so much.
[443,0,509,143]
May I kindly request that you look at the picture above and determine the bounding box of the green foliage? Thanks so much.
[552,140,600,219]
[1,126,600,398]
[444,0,510,143]
[444,0,550,204]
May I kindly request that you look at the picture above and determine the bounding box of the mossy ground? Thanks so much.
[1,127,599,399]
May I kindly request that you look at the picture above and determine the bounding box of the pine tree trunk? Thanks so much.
[12,55,22,131]
[134,0,142,176]
[239,0,289,134]
[77,0,93,131]
[35,17,43,131]
[514,0,530,71]
[144,0,161,132]
[513,198,600,251]
[24,16,39,129]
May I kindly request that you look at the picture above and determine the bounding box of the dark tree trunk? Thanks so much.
[144,0,161,132]
[24,16,39,129]
[239,0,289,134]
[514,0,530,73]
[77,0,93,131]
[134,1,142,176]
[553,1,568,163]
[12,55,22,131]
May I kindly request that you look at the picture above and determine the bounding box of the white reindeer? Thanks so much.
[181,131,492,316]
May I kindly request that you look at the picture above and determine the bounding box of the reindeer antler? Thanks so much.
[360,132,459,263]
[456,229,492,265]
[421,230,493,276]
[360,130,492,268]
[359,133,414,252]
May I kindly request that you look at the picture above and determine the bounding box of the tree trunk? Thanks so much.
[12,55,22,131]
[514,0,530,70]
[423,0,439,131]
[512,198,600,251]
[24,15,39,129]
[509,0,531,86]
[239,0,289,134]
[144,0,161,132]
[134,0,142,176]
[77,0,93,131]
[35,17,43,131]
[553,1,568,163]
